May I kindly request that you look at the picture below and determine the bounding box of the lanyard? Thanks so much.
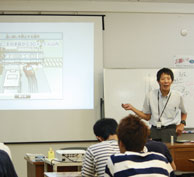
[158,90,171,122]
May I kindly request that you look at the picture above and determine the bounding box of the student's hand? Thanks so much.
[121,104,133,111]
[176,124,184,136]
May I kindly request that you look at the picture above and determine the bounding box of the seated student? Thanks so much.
[145,138,176,170]
[105,114,175,177]
[0,149,18,177]
[81,118,120,177]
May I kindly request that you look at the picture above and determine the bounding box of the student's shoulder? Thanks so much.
[0,149,11,160]
[108,153,124,161]
[88,140,118,150]
[146,151,168,161]
[87,141,108,150]
[146,140,168,149]
[0,143,11,158]
[146,140,166,146]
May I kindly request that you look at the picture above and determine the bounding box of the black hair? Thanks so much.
[93,118,118,140]
[157,68,174,82]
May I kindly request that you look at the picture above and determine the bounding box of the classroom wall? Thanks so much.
[1,1,194,177]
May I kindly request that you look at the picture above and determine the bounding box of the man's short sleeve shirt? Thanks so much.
[142,89,187,126]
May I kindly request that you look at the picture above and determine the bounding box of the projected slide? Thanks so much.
[0,22,94,110]
[0,32,63,99]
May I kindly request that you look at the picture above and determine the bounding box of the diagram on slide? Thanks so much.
[0,32,63,100]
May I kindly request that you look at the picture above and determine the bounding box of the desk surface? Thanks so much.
[166,143,194,171]
[44,172,81,177]
[166,142,194,148]
[44,158,82,172]
[44,158,82,166]
[24,156,44,165]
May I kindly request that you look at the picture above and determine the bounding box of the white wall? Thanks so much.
[1,1,194,177]
[103,13,194,68]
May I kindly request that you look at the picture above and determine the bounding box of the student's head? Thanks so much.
[157,68,174,82]
[93,118,118,141]
[117,114,149,153]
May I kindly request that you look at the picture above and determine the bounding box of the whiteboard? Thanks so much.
[104,69,194,128]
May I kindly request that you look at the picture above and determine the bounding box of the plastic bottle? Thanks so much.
[48,147,55,160]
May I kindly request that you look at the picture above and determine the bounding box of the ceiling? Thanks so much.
[129,0,194,2]
[65,0,194,3]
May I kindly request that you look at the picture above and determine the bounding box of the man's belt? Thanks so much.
[152,124,176,129]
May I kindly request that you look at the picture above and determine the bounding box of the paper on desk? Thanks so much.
[26,153,45,161]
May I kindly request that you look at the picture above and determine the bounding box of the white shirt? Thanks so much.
[142,89,187,126]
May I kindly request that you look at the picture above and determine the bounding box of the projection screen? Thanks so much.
[0,15,103,143]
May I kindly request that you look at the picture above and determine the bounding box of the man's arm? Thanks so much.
[122,104,151,121]
[176,113,187,136]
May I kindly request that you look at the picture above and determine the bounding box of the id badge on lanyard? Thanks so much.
[156,121,162,129]
[157,91,171,129]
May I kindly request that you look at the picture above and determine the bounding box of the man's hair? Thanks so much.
[93,118,118,140]
[157,68,174,82]
[117,114,149,152]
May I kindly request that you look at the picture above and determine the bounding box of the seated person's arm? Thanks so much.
[171,161,176,171]
[81,149,95,176]
[163,144,176,170]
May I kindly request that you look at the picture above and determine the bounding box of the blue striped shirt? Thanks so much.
[105,151,175,177]
[81,140,119,177]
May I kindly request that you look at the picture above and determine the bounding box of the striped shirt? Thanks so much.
[105,151,175,177]
[81,140,119,177]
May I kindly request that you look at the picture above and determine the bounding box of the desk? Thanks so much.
[44,172,81,177]
[44,158,82,172]
[24,156,44,177]
[166,143,194,171]
[25,156,82,177]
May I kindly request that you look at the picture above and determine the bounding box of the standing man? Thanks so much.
[122,68,187,142]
